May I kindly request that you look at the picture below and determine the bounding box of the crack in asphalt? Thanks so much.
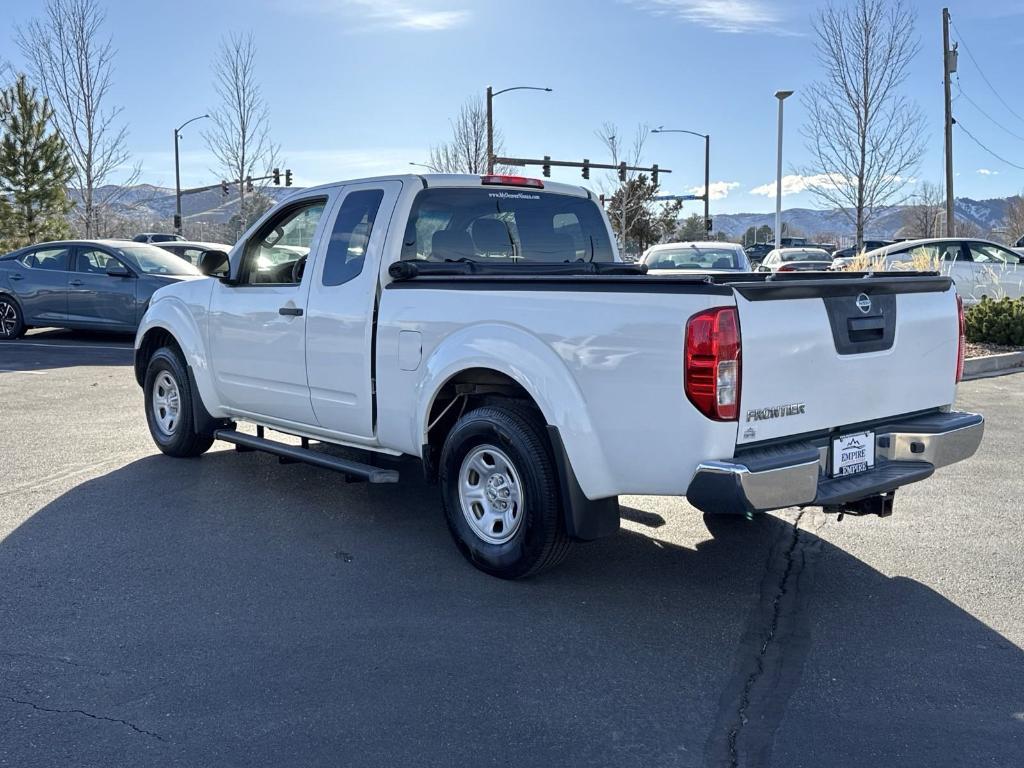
[726,510,807,768]
[2,694,166,741]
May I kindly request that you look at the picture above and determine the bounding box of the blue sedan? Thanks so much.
[0,240,204,339]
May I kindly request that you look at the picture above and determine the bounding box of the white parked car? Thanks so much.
[757,247,834,273]
[640,241,752,273]
[855,238,1024,304]
[133,173,983,579]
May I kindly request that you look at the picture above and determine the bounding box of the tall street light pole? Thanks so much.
[486,85,552,174]
[942,7,957,236]
[651,127,711,233]
[774,91,793,251]
[174,113,209,235]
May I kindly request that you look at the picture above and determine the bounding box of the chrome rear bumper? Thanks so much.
[686,411,984,516]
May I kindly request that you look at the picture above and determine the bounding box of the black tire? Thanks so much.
[439,402,571,579]
[143,346,214,458]
[0,295,26,340]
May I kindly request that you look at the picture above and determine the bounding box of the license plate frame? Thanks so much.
[831,431,875,477]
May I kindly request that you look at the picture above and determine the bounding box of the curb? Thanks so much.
[963,351,1024,380]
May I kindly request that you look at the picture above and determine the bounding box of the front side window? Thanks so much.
[400,187,614,263]
[241,199,327,285]
[968,242,1011,264]
[322,189,384,286]
[21,247,70,271]
[76,248,120,273]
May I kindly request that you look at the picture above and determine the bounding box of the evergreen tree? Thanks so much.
[0,74,74,248]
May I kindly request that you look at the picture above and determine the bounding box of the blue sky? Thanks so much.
[2,0,1023,214]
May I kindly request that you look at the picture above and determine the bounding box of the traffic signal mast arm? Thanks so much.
[492,156,671,184]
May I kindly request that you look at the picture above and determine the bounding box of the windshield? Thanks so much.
[401,187,615,263]
[644,246,741,270]
[117,244,201,275]
[781,249,831,262]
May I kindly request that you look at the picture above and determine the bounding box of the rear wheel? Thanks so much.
[0,296,26,340]
[144,347,213,457]
[440,403,571,579]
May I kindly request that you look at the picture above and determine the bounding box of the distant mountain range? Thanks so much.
[78,184,1021,243]
[712,196,1018,243]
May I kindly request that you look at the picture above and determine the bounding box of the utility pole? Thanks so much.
[173,114,209,235]
[703,134,710,233]
[942,8,957,237]
[774,90,794,251]
[485,86,493,175]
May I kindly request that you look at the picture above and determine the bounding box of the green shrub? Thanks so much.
[964,296,1024,346]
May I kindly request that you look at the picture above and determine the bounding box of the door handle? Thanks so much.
[10,273,23,281]
[279,306,303,316]
[69,280,84,287]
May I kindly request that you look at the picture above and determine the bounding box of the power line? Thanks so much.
[954,79,1024,143]
[955,119,1024,172]
[950,18,1024,126]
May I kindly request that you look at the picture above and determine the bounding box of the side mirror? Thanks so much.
[198,249,231,278]
[106,262,132,277]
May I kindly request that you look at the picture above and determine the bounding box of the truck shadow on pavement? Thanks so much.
[0,449,1021,768]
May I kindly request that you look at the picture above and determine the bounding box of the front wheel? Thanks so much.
[0,296,26,340]
[144,347,213,458]
[439,403,571,579]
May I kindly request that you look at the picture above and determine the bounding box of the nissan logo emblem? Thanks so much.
[855,293,872,313]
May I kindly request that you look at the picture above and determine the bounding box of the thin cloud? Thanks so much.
[625,0,793,34]
[977,168,999,176]
[749,174,841,196]
[688,181,741,200]
[295,0,470,31]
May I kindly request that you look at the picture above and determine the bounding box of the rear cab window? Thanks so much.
[400,187,614,263]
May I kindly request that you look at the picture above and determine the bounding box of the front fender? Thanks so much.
[414,322,615,499]
[134,285,225,418]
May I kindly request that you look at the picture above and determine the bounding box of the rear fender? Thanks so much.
[414,322,614,499]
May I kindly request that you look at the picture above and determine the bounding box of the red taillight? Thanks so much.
[685,307,742,421]
[480,175,544,189]
[956,293,965,383]
[777,264,796,272]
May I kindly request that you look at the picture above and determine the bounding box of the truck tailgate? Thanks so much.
[733,276,959,445]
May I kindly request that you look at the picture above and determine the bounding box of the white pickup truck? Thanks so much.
[135,173,984,578]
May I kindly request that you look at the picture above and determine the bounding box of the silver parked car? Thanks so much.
[0,240,203,339]
[640,241,752,273]
[153,240,234,266]
[757,247,834,273]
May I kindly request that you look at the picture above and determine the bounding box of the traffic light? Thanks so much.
[246,175,253,192]
[220,180,228,195]
[705,217,713,233]
[173,214,182,230]
[618,162,627,182]
[651,164,659,186]
[542,156,551,178]
[285,168,293,187]
[581,159,590,180]
[272,167,281,185]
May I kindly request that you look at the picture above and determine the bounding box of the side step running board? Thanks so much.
[213,429,400,483]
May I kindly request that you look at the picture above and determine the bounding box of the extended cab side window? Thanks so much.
[321,189,384,286]
[239,199,327,285]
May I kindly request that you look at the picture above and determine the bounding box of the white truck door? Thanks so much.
[208,195,331,425]
[305,180,402,437]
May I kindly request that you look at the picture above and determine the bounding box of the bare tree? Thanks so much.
[17,0,139,237]
[1003,195,1024,244]
[427,97,504,174]
[901,181,945,238]
[204,32,278,235]
[596,122,651,255]
[801,0,925,249]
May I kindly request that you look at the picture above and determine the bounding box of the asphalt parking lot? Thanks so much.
[1,330,1022,768]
